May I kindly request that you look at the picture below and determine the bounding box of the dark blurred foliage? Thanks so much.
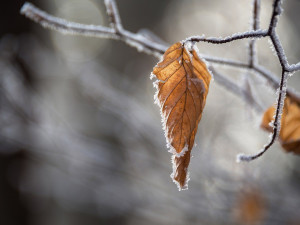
[1,1,32,225]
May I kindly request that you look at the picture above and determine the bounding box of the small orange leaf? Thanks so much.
[261,97,300,154]
[152,42,212,190]
[233,188,265,224]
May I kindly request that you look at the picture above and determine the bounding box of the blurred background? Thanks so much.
[1,0,300,224]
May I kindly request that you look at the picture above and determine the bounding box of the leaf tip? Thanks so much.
[170,152,191,191]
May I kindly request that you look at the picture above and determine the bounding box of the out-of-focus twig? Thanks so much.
[210,67,264,113]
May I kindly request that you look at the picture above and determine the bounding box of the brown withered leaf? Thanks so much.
[233,187,265,225]
[261,97,300,154]
[152,42,212,190]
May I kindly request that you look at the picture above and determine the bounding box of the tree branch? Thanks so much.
[20,3,118,39]
[203,56,300,104]
[20,2,167,58]
[20,0,300,162]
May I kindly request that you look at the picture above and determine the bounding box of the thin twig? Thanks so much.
[270,32,289,70]
[104,0,123,32]
[210,67,264,112]
[204,56,250,69]
[186,30,268,44]
[268,0,282,33]
[237,70,287,161]
[267,0,297,73]
[249,0,261,67]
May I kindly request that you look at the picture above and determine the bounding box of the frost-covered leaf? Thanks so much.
[261,97,300,154]
[152,42,212,190]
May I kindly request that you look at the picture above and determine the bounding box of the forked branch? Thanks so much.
[20,0,300,162]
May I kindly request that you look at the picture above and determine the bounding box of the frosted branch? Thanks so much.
[20,1,300,77]
[287,63,300,72]
[20,2,167,58]
[186,30,268,44]
[210,67,263,112]
[203,56,250,69]
[205,56,300,103]
[20,2,119,39]
[270,32,289,69]
[252,0,261,31]
[20,0,300,162]
[268,0,282,33]
[238,71,288,162]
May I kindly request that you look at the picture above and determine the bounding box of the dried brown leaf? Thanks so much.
[152,42,212,190]
[261,97,300,154]
[233,188,265,225]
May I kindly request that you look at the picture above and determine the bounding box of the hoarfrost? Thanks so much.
[20,3,119,39]
[193,46,214,81]
[267,38,277,57]
[183,42,193,62]
[149,72,156,80]
[174,144,189,158]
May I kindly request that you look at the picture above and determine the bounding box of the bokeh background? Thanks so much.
[1,0,300,225]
